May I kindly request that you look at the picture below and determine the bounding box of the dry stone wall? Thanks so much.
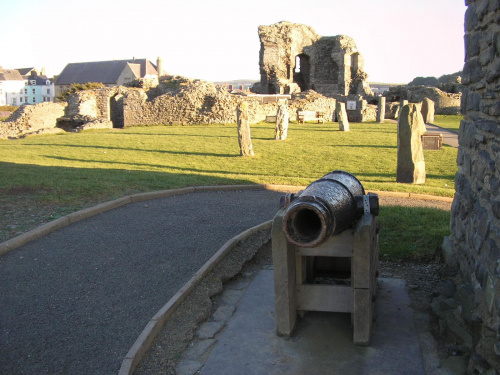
[0,102,66,139]
[442,1,500,372]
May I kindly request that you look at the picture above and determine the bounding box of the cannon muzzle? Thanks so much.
[282,170,378,248]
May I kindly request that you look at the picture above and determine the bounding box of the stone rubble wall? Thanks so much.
[385,85,461,115]
[0,102,66,139]
[443,0,500,373]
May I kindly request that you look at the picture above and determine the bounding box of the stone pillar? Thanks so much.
[236,102,254,157]
[396,99,408,119]
[396,104,426,184]
[420,97,435,124]
[275,100,289,140]
[336,102,349,132]
[376,96,386,123]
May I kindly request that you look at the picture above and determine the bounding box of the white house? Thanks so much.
[7,73,55,105]
[0,68,26,106]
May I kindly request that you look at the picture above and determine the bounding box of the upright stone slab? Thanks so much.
[396,104,426,184]
[396,99,408,119]
[336,102,349,131]
[236,102,254,157]
[275,100,289,140]
[376,97,386,123]
[420,97,435,124]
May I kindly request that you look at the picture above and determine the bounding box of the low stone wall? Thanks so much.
[0,102,66,139]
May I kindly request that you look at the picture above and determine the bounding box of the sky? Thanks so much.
[1,0,467,84]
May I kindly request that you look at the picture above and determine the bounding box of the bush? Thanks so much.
[57,82,105,102]
[0,105,19,112]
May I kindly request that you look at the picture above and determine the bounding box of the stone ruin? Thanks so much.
[0,76,338,138]
[0,102,66,139]
[254,21,372,98]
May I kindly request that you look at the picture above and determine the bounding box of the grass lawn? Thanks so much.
[0,120,459,260]
[433,114,462,133]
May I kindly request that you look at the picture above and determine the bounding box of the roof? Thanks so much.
[0,69,24,81]
[16,67,36,76]
[26,75,53,85]
[55,59,158,85]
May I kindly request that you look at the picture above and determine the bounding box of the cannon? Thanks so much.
[272,171,379,345]
[282,170,379,247]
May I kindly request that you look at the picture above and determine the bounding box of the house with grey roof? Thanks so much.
[54,58,161,97]
[0,68,26,106]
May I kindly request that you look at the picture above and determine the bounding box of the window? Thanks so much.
[46,80,50,85]
[24,88,28,94]
[32,88,36,94]
[32,97,36,103]
[46,88,50,95]
[20,97,23,103]
[25,96,28,103]
[30,80,36,85]
[12,98,17,105]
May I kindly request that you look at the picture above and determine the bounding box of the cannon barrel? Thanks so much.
[282,170,378,248]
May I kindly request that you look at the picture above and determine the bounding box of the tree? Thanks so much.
[57,82,105,102]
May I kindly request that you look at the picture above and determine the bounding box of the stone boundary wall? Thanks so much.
[0,102,66,139]
[445,0,500,372]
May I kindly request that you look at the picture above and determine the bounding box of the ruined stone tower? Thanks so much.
[257,21,372,98]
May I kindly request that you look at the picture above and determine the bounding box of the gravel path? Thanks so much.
[0,189,285,375]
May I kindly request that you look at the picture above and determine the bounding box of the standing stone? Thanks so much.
[421,97,435,124]
[275,100,289,140]
[336,102,349,131]
[396,99,408,119]
[376,96,386,123]
[397,104,426,184]
[236,102,254,157]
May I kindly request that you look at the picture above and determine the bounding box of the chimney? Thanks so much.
[41,67,46,76]
[157,56,164,77]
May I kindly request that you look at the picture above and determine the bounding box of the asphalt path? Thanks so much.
[0,189,285,375]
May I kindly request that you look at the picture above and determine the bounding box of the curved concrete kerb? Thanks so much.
[117,220,273,375]
[0,186,452,257]
[0,184,298,257]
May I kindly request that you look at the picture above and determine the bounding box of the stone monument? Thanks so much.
[336,102,350,132]
[236,102,254,157]
[275,100,289,140]
[420,97,435,124]
[396,104,426,184]
[376,97,386,123]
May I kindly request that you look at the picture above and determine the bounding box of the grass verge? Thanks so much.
[379,205,451,261]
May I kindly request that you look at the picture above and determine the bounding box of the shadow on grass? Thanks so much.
[0,161,256,206]
[327,144,396,149]
[39,156,298,179]
[29,144,238,158]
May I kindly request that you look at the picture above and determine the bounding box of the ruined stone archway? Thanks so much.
[110,94,124,128]
[293,54,311,91]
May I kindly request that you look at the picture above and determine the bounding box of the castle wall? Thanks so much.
[445,0,500,372]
